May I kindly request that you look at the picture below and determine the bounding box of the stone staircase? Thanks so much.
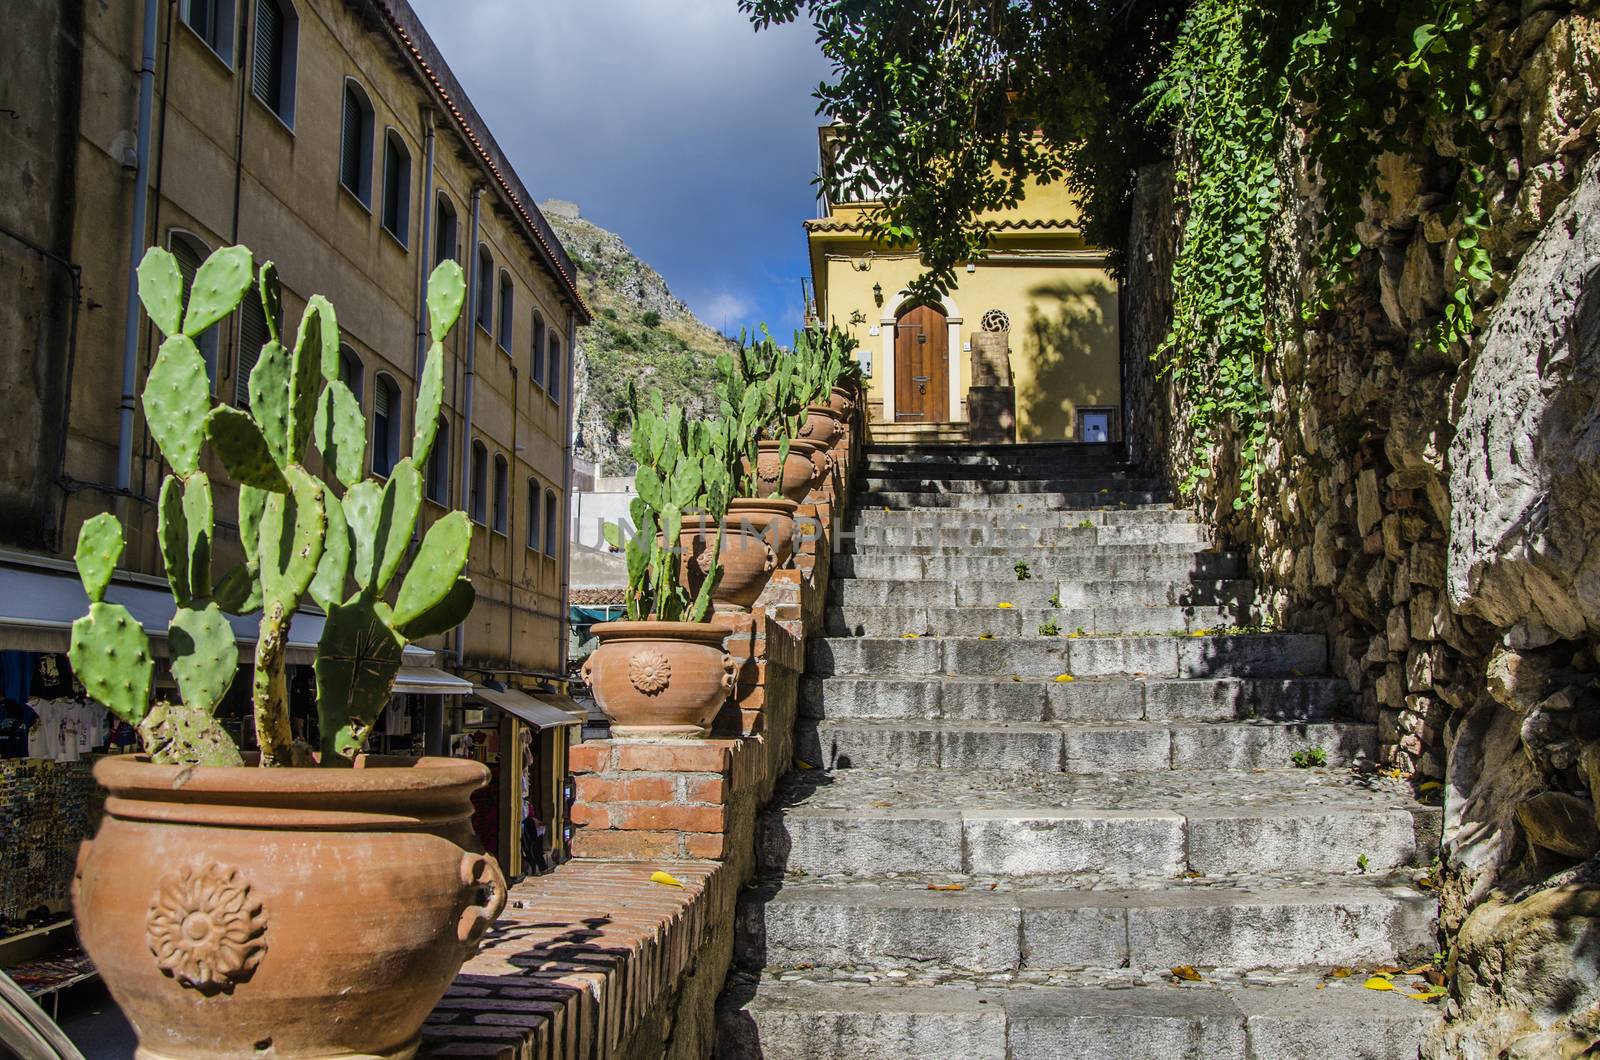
[717,443,1442,1059]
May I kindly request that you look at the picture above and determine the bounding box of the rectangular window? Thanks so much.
[492,456,509,534]
[547,336,561,403]
[382,135,411,246]
[526,480,541,550]
[543,491,558,555]
[497,275,513,351]
[183,0,235,64]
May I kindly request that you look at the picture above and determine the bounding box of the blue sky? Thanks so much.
[409,0,830,337]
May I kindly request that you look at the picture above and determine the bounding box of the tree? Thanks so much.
[743,0,1187,292]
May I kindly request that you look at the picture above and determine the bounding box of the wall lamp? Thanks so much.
[872,282,883,306]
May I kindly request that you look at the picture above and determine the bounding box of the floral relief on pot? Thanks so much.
[628,649,673,695]
[147,862,267,994]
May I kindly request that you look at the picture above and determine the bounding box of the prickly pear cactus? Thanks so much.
[65,247,479,768]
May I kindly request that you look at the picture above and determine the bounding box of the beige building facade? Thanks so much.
[806,130,1122,442]
[2,0,587,682]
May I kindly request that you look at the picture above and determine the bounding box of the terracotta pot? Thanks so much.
[800,405,846,447]
[674,498,799,611]
[828,385,857,416]
[752,440,821,503]
[792,438,834,492]
[74,755,506,1060]
[581,621,734,738]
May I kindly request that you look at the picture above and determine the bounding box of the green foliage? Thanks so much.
[68,245,478,768]
[1291,745,1329,768]
[1038,620,1060,637]
[641,310,662,328]
[1014,560,1032,581]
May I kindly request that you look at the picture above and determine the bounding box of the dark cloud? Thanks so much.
[409,0,829,336]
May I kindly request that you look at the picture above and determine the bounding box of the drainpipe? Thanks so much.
[414,111,436,379]
[455,187,483,668]
[115,0,160,494]
[559,310,578,676]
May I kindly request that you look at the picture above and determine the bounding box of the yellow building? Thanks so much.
[806,129,1122,443]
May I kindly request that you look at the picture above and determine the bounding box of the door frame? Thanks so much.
[881,291,963,423]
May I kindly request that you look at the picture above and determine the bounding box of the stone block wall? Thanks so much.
[1123,3,1600,1053]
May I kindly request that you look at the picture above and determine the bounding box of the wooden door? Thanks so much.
[894,304,948,422]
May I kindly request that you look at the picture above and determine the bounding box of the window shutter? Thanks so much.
[548,338,560,401]
[236,296,269,407]
[341,88,362,192]
[253,0,281,110]
[374,378,391,419]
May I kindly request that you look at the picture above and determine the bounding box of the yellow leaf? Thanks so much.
[1170,966,1203,982]
[997,602,1014,609]
[883,506,891,512]
[927,883,965,892]
[979,633,995,640]
[1009,675,1022,683]
[902,633,920,639]
[1403,964,1432,975]
[1418,781,1442,792]
[871,800,893,808]
[1327,966,1352,978]
[1191,629,1210,637]
[1364,977,1395,991]
[650,870,685,889]
[794,758,815,770]
[1054,674,1075,683]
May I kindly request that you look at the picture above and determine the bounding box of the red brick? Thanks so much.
[615,743,732,774]
[568,803,610,827]
[569,830,681,860]
[684,832,726,860]
[681,776,726,804]
[568,742,613,773]
[613,804,726,833]
[575,775,676,803]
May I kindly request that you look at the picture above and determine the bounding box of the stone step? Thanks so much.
[807,634,1327,679]
[862,490,1167,510]
[795,718,1376,773]
[715,977,1434,1060]
[850,506,1195,528]
[860,476,1166,495]
[734,874,1435,974]
[832,550,1246,582]
[824,603,1254,638]
[846,523,1208,548]
[832,577,1255,609]
[862,441,1127,462]
[756,769,1439,878]
[840,538,1215,559]
[799,675,1350,724]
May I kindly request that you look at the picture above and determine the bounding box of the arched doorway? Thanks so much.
[893,303,949,422]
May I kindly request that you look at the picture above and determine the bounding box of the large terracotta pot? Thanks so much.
[800,404,846,447]
[582,621,734,737]
[74,755,506,1060]
[828,385,857,416]
[752,440,823,502]
[792,438,834,493]
[675,498,800,611]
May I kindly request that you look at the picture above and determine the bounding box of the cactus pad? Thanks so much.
[413,341,445,465]
[313,379,366,489]
[168,603,239,714]
[182,471,214,602]
[343,460,420,592]
[314,596,405,761]
[68,601,152,724]
[137,247,184,336]
[309,480,351,611]
[206,406,289,492]
[290,297,335,462]
[426,260,466,342]
[258,465,326,609]
[393,511,471,628]
[74,513,124,604]
[138,700,244,767]
[238,483,267,572]
[157,476,191,606]
[394,576,475,640]
[247,338,292,468]
[142,336,212,476]
[182,245,253,338]
[258,261,282,343]
[213,564,262,615]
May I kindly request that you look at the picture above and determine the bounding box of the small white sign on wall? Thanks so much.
[868,326,880,336]
[963,341,971,352]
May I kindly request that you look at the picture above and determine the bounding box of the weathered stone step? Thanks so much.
[860,475,1165,495]
[757,769,1439,878]
[807,633,1327,679]
[840,539,1214,559]
[851,506,1195,528]
[824,603,1253,638]
[800,674,1350,724]
[715,977,1433,1060]
[795,718,1376,772]
[862,489,1167,510]
[833,550,1246,582]
[734,874,1434,974]
[847,522,1208,548]
[832,576,1254,609]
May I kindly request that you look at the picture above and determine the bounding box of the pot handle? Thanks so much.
[580,655,594,685]
[762,542,777,572]
[456,851,508,948]
[721,652,737,692]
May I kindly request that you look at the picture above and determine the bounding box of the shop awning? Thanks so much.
[393,662,473,695]
[470,685,582,729]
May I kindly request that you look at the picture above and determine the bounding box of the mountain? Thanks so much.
[541,201,733,475]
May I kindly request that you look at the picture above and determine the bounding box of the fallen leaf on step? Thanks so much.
[988,883,999,890]
[1327,967,1353,978]
[1364,976,1395,991]
[1403,964,1432,975]
[997,602,1014,609]
[1170,966,1203,982]
[1009,675,1022,683]
[1418,781,1442,792]
[1407,985,1447,1001]
[871,800,893,808]
[902,633,920,639]
[1054,674,1075,683]
[650,871,685,889]
[1372,965,1402,975]
[1190,629,1211,637]
[794,758,816,770]
[927,883,965,892]
[979,633,995,640]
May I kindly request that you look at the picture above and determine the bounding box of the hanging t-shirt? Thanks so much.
[0,698,39,758]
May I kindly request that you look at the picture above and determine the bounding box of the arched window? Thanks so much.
[181,0,236,64]
[474,244,493,330]
[339,79,374,206]
[372,373,400,476]
[236,290,270,408]
[433,194,457,268]
[491,453,509,534]
[425,415,450,503]
[543,489,558,555]
[381,130,410,246]
[547,334,561,403]
[251,0,298,125]
[338,344,364,408]
[167,231,219,392]
[468,440,488,524]
[496,271,513,351]
[530,311,545,388]
[525,477,541,550]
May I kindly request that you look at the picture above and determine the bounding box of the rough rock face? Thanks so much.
[1448,154,1600,645]
[1122,3,1600,1053]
